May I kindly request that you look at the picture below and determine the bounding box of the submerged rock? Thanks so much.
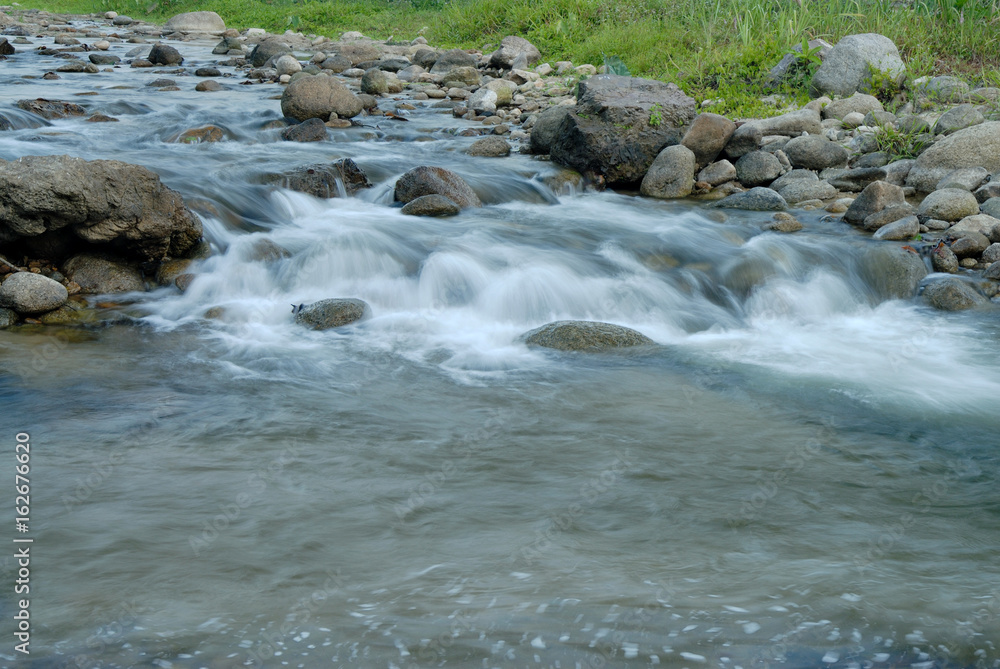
[294,298,370,330]
[268,159,372,198]
[17,98,86,119]
[0,272,68,314]
[521,320,655,351]
[400,194,460,217]
[857,245,927,300]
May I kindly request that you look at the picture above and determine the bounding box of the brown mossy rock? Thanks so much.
[0,155,201,263]
[522,320,655,352]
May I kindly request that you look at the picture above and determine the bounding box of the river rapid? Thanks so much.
[1,22,999,669]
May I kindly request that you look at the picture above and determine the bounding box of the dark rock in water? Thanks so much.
[294,298,370,330]
[195,80,223,92]
[89,53,119,65]
[112,14,133,25]
[0,155,201,262]
[400,194,461,217]
[528,105,572,155]
[146,78,177,88]
[0,307,18,328]
[175,273,196,291]
[521,320,655,352]
[712,187,787,211]
[268,158,372,198]
[932,242,959,273]
[466,135,511,157]
[0,37,16,55]
[550,75,696,186]
[17,98,86,119]
[86,114,119,123]
[168,125,225,143]
[250,39,291,68]
[246,238,291,262]
[63,254,145,294]
[395,166,481,208]
[155,258,193,285]
[857,245,927,300]
[0,272,68,314]
[147,43,183,65]
[281,117,328,142]
[195,66,221,77]
[920,276,989,310]
[281,75,363,121]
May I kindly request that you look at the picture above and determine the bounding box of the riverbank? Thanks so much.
[12,0,1000,118]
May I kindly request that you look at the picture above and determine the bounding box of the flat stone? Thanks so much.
[521,320,654,351]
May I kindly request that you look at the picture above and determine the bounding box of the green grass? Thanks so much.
[13,0,1000,116]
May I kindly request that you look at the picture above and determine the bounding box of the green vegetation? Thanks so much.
[14,0,1000,116]
[872,124,932,160]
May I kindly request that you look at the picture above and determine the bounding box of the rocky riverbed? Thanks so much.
[1,7,999,337]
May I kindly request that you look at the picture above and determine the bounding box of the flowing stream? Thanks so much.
[1,24,999,669]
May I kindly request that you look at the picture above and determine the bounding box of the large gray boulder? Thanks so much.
[0,272,68,315]
[920,276,989,311]
[640,145,695,199]
[810,33,905,97]
[782,135,849,170]
[280,75,363,121]
[906,122,1000,192]
[550,75,696,186]
[917,188,979,222]
[521,320,654,351]
[294,298,370,330]
[394,166,481,209]
[844,181,906,226]
[0,155,201,262]
[489,36,540,69]
[681,113,736,168]
[163,11,226,35]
